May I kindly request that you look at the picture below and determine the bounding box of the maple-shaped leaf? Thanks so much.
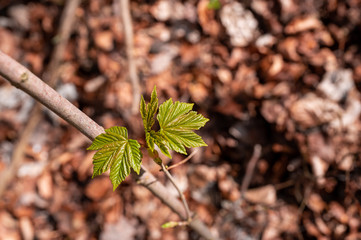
[157,99,209,155]
[140,86,158,132]
[140,87,171,159]
[87,126,142,190]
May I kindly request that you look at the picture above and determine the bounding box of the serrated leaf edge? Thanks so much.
[87,126,142,190]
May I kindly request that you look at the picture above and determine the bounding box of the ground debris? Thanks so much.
[1,0,361,239]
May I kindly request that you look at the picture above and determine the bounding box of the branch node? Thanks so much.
[20,72,29,83]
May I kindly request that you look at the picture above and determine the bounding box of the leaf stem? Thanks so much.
[165,149,198,171]
[161,163,192,221]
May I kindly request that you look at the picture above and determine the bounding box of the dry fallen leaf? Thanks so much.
[278,37,301,61]
[260,54,284,79]
[317,69,354,102]
[94,31,114,51]
[149,0,172,21]
[97,53,121,80]
[244,185,277,206]
[150,44,178,74]
[290,93,342,129]
[197,0,221,36]
[315,215,331,236]
[261,99,289,130]
[285,15,323,34]
[100,217,136,240]
[255,34,277,54]
[279,0,298,21]
[307,132,335,164]
[306,193,326,213]
[19,217,34,240]
[233,64,259,96]
[188,82,208,104]
[0,28,19,57]
[308,48,338,72]
[220,2,258,46]
[251,0,282,34]
[218,176,241,201]
[303,217,321,238]
[216,68,232,84]
[310,155,329,186]
[24,52,44,74]
[337,154,354,171]
[85,177,112,201]
[37,172,53,200]
[329,202,349,224]
[84,76,106,93]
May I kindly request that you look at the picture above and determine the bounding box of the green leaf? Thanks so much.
[207,0,221,9]
[141,87,171,159]
[146,130,171,158]
[87,126,142,190]
[157,99,209,156]
[140,86,158,132]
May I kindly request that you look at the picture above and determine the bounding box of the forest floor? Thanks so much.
[1,0,361,239]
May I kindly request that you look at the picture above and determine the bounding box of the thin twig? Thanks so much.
[0,104,42,196]
[161,163,191,221]
[118,0,141,114]
[274,179,295,190]
[44,0,81,88]
[241,144,262,198]
[0,50,217,240]
[165,149,198,171]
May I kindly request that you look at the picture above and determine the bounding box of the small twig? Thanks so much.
[0,104,42,196]
[118,0,141,114]
[44,0,81,88]
[241,144,262,198]
[274,179,295,190]
[161,163,191,221]
[164,149,198,171]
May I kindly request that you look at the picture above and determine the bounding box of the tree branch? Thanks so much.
[0,51,103,140]
[0,50,216,240]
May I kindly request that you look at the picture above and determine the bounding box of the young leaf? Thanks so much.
[140,87,171,159]
[87,126,142,190]
[146,130,171,158]
[157,99,209,155]
[161,221,179,228]
[140,86,158,132]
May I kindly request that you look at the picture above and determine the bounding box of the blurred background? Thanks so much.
[1,0,361,239]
